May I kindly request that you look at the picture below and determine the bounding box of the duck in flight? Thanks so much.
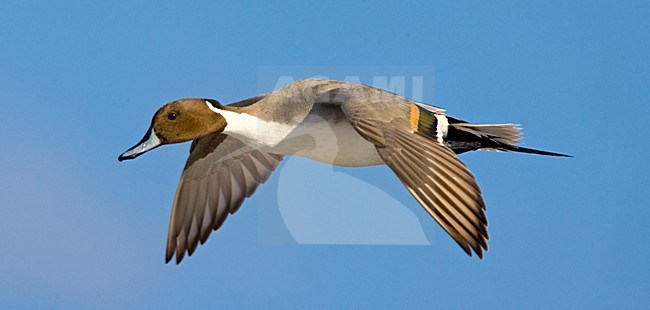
[119,78,569,264]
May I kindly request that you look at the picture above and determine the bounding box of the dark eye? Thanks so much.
[168,113,177,120]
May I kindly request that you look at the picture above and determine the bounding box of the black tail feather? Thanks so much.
[494,143,572,157]
[444,118,572,157]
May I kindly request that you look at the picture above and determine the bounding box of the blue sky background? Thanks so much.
[1,1,648,308]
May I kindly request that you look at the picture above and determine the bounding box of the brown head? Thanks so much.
[118,98,226,161]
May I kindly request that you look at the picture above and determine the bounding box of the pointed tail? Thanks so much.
[493,143,572,157]
[445,117,571,157]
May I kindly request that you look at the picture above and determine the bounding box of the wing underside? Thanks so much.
[166,133,283,264]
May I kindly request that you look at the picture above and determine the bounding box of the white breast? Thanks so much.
[208,101,384,167]
[211,104,295,148]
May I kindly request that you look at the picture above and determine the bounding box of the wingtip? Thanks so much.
[476,246,485,259]
[165,255,172,264]
[460,243,472,257]
[175,251,185,265]
[460,240,489,259]
[165,249,185,265]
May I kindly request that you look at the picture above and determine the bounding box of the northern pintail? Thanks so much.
[119,78,569,264]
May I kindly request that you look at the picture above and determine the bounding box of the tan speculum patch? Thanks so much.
[409,103,420,132]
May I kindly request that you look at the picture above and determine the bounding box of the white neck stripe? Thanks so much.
[205,101,294,147]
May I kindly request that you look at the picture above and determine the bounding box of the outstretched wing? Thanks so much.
[166,133,283,264]
[318,85,489,257]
